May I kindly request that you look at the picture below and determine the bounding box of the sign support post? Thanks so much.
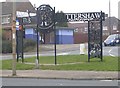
[36,8,39,69]
[100,11,103,62]
[88,21,90,62]
[53,7,57,65]
[37,4,55,65]
[87,11,104,62]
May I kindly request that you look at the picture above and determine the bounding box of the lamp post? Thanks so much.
[109,0,112,35]
[12,1,16,76]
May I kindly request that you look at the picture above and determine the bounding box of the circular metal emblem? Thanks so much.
[37,4,54,30]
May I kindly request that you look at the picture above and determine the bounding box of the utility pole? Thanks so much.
[109,0,112,35]
[118,1,120,33]
[12,1,16,76]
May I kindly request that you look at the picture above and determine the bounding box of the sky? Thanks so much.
[29,0,119,18]
[1,0,120,18]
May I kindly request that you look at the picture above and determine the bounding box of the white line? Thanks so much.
[108,47,116,57]
[100,80,113,82]
[109,54,116,57]
[59,83,63,86]
[57,53,69,55]
[109,49,112,53]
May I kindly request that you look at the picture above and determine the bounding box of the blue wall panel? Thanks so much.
[25,28,39,41]
[59,35,73,44]
[25,34,33,39]
[25,27,74,44]
[25,34,38,41]
[58,29,73,36]
[56,35,59,44]
[25,28,34,34]
[56,29,74,44]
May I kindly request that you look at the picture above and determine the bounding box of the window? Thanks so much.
[103,26,108,30]
[2,15,11,24]
[113,26,117,30]
[84,27,88,33]
[74,28,78,32]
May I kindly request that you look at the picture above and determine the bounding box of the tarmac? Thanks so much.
[0,70,119,80]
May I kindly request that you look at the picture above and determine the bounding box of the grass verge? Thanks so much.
[0,55,119,71]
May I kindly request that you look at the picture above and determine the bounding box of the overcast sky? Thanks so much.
[29,0,119,18]
[1,0,119,18]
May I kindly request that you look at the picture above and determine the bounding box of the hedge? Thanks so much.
[2,39,36,53]
[2,40,12,53]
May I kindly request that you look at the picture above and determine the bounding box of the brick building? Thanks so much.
[1,0,35,40]
[68,17,120,44]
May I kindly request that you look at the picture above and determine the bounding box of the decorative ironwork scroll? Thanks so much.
[88,12,103,62]
[37,4,54,30]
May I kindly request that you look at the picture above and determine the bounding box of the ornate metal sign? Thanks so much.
[88,13,103,61]
[37,4,54,30]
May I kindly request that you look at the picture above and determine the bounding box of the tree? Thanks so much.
[55,11,68,27]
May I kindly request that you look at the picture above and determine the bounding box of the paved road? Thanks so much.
[103,46,119,57]
[1,78,119,86]
[1,46,119,60]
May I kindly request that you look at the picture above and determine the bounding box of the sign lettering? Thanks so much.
[65,12,105,21]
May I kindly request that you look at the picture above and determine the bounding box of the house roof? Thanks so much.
[103,17,119,26]
[68,17,119,28]
[68,22,88,28]
[2,0,35,15]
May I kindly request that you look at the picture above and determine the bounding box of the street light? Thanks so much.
[12,1,16,76]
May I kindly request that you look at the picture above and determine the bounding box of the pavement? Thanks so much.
[0,70,119,80]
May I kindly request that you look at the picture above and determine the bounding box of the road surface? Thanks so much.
[1,45,119,60]
[1,78,119,86]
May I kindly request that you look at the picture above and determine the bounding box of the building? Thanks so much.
[68,17,120,44]
[103,17,120,36]
[44,27,74,44]
[2,0,119,44]
[68,22,88,44]
[1,0,35,40]
[56,27,74,44]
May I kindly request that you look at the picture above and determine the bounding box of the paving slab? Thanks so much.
[0,70,119,80]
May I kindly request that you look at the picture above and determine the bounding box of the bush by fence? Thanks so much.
[2,40,12,53]
[2,39,36,53]
[23,39,36,52]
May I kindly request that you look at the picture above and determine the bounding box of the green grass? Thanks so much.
[0,55,119,71]
[24,55,87,64]
[0,59,35,70]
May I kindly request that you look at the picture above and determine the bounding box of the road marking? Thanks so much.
[59,83,63,86]
[109,54,116,57]
[100,80,113,82]
[57,53,69,55]
[108,49,112,53]
[108,47,116,57]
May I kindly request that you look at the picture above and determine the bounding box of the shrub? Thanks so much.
[2,39,36,53]
[2,40,12,53]
[23,39,36,52]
